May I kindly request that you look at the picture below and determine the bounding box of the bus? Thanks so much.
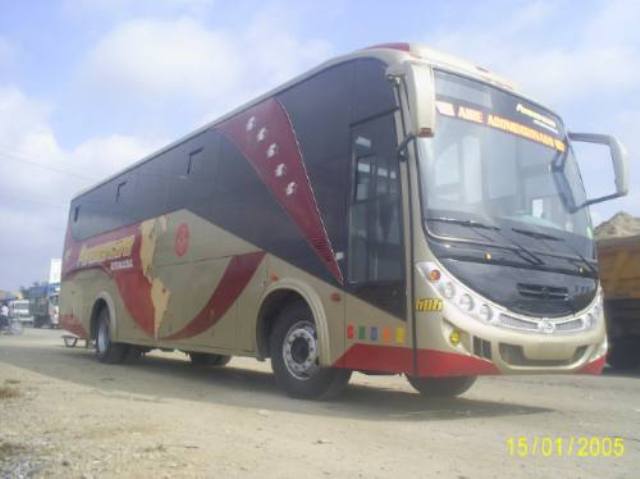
[60,43,629,399]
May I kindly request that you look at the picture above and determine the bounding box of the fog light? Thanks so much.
[459,293,474,311]
[449,329,461,346]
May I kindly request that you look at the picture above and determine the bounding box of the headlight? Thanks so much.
[583,312,594,329]
[459,293,474,311]
[478,304,493,323]
[441,281,456,299]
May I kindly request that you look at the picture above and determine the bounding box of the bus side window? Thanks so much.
[116,181,127,202]
[187,148,203,176]
[73,205,80,222]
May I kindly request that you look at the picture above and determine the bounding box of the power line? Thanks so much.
[0,149,100,182]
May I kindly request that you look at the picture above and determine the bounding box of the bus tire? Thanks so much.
[607,339,640,370]
[95,308,128,364]
[189,353,231,367]
[406,375,476,397]
[270,301,351,400]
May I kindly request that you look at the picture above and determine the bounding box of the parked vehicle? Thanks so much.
[61,43,628,399]
[9,299,33,325]
[29,285,60,328]
[597,234,640,369]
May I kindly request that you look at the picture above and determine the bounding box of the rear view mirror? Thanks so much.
[568,132,629,208]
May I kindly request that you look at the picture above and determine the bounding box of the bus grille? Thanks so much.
[498,314,585,333]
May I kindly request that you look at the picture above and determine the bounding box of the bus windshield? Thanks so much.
[418,70,593,255]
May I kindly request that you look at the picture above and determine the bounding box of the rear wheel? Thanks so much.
[189,352,231,367]
[95,308,128,364]
[270,302,351,399]
[607,338,640,370]
[406,375,476,398]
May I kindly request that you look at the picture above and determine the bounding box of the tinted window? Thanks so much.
[348,114,403,283]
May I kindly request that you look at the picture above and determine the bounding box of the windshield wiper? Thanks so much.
[427,216,544,266]
[511,227,562,241]
[427,216,499,230]
[511,227,597,276]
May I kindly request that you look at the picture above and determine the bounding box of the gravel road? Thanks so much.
[1,329,638,478]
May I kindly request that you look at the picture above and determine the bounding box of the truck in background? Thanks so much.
[28,283,60,329]
[597,239,640,369]
[9,299,33,325]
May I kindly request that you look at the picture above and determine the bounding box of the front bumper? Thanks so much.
[419,303,607,376]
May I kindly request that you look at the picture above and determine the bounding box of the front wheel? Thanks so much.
[406,375,476,398]
[95,308,128,364]
[270,302,351,400]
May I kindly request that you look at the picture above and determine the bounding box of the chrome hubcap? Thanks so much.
[282,320,319,381]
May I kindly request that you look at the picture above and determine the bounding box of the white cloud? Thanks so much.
[428,1,640,107]
[82,14,332,115]
[0,85,162,289]
[85,17,242,103]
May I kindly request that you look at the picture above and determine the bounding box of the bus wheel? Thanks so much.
[95,308,128,364]
[270,302,351,400]
[189,353,231,367]
[406,375,476,397]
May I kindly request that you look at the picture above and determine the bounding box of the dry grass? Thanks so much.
[0,385,20,400]
[0,441,26,461]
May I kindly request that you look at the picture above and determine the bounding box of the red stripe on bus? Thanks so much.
[162,251,265,340]
[578,356,606,375]
[335,343,500,377]
[218,97,343,285]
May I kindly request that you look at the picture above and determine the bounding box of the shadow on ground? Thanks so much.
[0,333,554,422]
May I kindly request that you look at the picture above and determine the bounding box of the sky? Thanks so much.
[0,0,638,291]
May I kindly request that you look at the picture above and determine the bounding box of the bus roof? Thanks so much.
[73,42,522,200]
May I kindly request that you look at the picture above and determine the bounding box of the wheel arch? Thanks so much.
[90,292,118,340]
[255,280,331,365]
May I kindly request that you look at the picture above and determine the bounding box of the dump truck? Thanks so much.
[597,234,640,369]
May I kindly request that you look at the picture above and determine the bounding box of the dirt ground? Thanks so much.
[0,329,638,478]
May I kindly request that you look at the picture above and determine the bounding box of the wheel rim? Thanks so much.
[97,320,109,353]
[282,320,319,381]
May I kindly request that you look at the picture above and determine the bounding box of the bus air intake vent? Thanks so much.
[473,336,492,360]
[517,283,569,301]
[518,283,569,301]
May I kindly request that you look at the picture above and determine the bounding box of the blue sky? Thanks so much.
[0,0,638,290]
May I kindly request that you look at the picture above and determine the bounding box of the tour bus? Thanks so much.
[60,43,629,399]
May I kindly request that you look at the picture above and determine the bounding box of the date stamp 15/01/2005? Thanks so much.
[506,436,625,458]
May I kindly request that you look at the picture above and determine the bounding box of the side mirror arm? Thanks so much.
[567,132,629,208]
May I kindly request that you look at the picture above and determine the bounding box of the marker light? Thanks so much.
[459,293,474,312]
[449,329,461,346]
[428,269,441,282]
